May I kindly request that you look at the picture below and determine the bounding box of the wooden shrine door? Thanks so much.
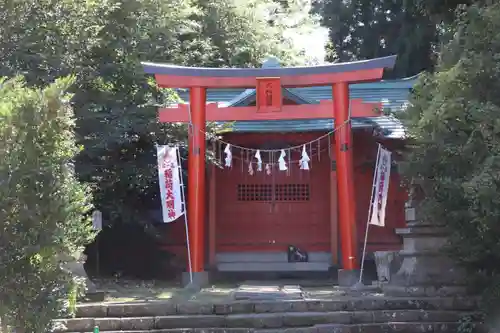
[215,150,331,254]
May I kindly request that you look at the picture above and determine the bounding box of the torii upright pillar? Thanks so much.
[185,87,208,286]
[333,82,359,286]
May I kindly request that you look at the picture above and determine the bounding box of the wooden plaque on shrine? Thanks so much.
[256,77,282,113]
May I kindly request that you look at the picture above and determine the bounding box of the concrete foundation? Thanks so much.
[337,269,361,287]
[182,271,210,289]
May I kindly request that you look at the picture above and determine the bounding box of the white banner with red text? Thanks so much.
[369,145,392,227]
[157,145,184,223]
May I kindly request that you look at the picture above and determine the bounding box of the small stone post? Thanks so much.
[373,250,401,284]
[59,250,105,301]
[383,185,466,296]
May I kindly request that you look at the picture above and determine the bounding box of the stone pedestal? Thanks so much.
[383,223,466,296]
[374,250,402,283]
[59,252,105,301]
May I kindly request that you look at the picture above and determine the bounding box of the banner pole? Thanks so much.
[358,143,382,285]
[177,146,193,284]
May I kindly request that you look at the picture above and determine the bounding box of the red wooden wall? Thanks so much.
[215,132,331,253]
[160,131,407,265]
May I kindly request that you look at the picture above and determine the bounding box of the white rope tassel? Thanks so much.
[299,144,310,170]
[224,144,232,168]
[255,150,263,172]
[278,149,288,171]
[265,163,272,175]
[248,161,254,175]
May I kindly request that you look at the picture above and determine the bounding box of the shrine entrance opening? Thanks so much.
[215,138,332,272]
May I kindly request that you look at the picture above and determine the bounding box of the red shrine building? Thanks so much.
[142,56,417,286]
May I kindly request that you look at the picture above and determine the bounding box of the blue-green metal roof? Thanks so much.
[174,75,417,138]
[176,75,416,107]
[223,117,404,139]
[176,88,245,105]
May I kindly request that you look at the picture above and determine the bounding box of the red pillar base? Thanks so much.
[337,269,361,287]
[182,271,210,289]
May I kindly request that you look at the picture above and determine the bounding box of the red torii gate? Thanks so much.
[143,55,397,286]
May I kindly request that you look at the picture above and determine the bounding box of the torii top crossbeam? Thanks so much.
[143,55,396,88]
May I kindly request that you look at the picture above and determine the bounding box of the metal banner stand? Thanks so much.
[175,147,193,285]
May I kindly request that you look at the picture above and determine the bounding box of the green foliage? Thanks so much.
[414,0,477,23]
[400,2,500,314]
[197,0,324,66]
[0,0,320,227]
[313,0,494,79]
[0,77,95,331]
[458,314,484,333]
[316,0,438,78]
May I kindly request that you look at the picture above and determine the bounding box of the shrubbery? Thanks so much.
[0,77,95,332]
[400,2,500,313]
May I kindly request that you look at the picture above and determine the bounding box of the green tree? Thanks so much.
[414,0,477,23]
[1,0,208,224]
[0,0,321,227]
[317,0,437,78]
[0,77,94,332]
[400,2,500,311]
[197,0,325,67]
[72,0,321,225]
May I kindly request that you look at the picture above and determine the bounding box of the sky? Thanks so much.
[294,27,329,64]
[275,0,330,65]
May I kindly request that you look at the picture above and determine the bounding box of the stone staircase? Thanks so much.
[215,252,332,273]
[54,296,482,333]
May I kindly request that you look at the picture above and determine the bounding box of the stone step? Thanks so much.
[382,285,468,297]
[60,321,476,333]
[53,310,476,332]
[217,262,331,272]
[75,297,478,318]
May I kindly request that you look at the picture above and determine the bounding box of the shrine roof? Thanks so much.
[217,117,406,139]
[175,75,417,108]
[174,74,417,139]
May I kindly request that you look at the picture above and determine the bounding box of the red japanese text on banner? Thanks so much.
[369,146,392,227]
[157,145,184,223]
